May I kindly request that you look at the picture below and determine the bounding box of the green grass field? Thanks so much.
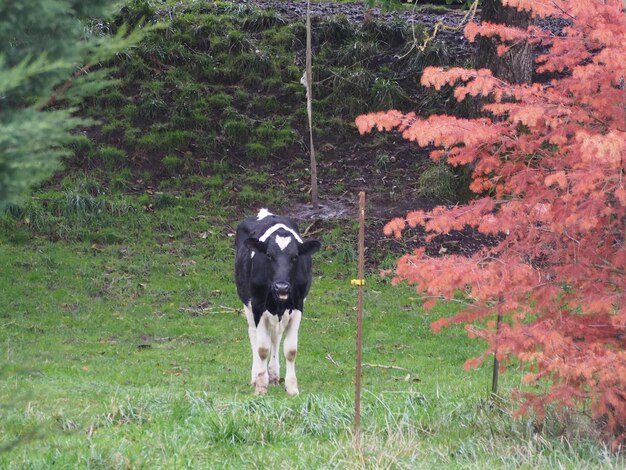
[0,193,622,469]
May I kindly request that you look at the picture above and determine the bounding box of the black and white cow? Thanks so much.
[235,208,321,396]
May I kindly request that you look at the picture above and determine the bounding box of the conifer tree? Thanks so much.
[358,0,626,444]
[0,0,142,208]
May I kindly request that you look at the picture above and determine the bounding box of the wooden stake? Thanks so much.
[354,192,365,439]
[491,305,503,398]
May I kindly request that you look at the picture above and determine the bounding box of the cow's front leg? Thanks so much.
[254,311,272,395]
[268,320,282,385]
[283,309,301,396]
[244,303,262,386]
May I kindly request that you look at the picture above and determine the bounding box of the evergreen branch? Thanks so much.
[36,63,94,111]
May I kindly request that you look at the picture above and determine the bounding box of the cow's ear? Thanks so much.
[298,240,321,256]
[245,238,267,254]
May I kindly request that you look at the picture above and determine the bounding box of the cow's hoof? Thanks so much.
[269,374,280,385]
[255,371,269,395]
[285,378,299,396]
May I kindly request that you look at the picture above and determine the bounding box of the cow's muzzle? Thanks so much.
[273,281,290,301]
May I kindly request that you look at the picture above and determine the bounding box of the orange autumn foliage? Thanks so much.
[358,0,626,445]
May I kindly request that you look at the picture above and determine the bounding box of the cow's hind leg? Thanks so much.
[283,309,301,396]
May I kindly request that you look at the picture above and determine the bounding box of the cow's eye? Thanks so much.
[291,256,298,263]
[266,254,274,261]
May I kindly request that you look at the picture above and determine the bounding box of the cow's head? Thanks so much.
[245,232,321,302]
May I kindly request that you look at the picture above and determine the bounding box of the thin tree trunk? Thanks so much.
[305,0,319,210]
[475,0,533,85]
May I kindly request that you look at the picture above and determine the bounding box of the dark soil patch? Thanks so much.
[250,0,476,61]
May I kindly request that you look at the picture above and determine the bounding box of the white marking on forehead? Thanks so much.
[275,235,293,251]
[257,208,273,220]
[258,224,303,244]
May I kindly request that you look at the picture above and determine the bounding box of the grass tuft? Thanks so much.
[162,155,184,175]
[245,142,270,160]
[416,161,459,202]
[242,9,286,33]
[318,15,355,45]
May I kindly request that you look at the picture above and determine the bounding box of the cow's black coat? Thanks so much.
[235,213,320,326]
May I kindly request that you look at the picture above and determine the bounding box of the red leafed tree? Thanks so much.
[357,0,626,443]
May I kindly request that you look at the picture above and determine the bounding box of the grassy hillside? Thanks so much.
[62,0,461,210]
[0,1,623,467]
